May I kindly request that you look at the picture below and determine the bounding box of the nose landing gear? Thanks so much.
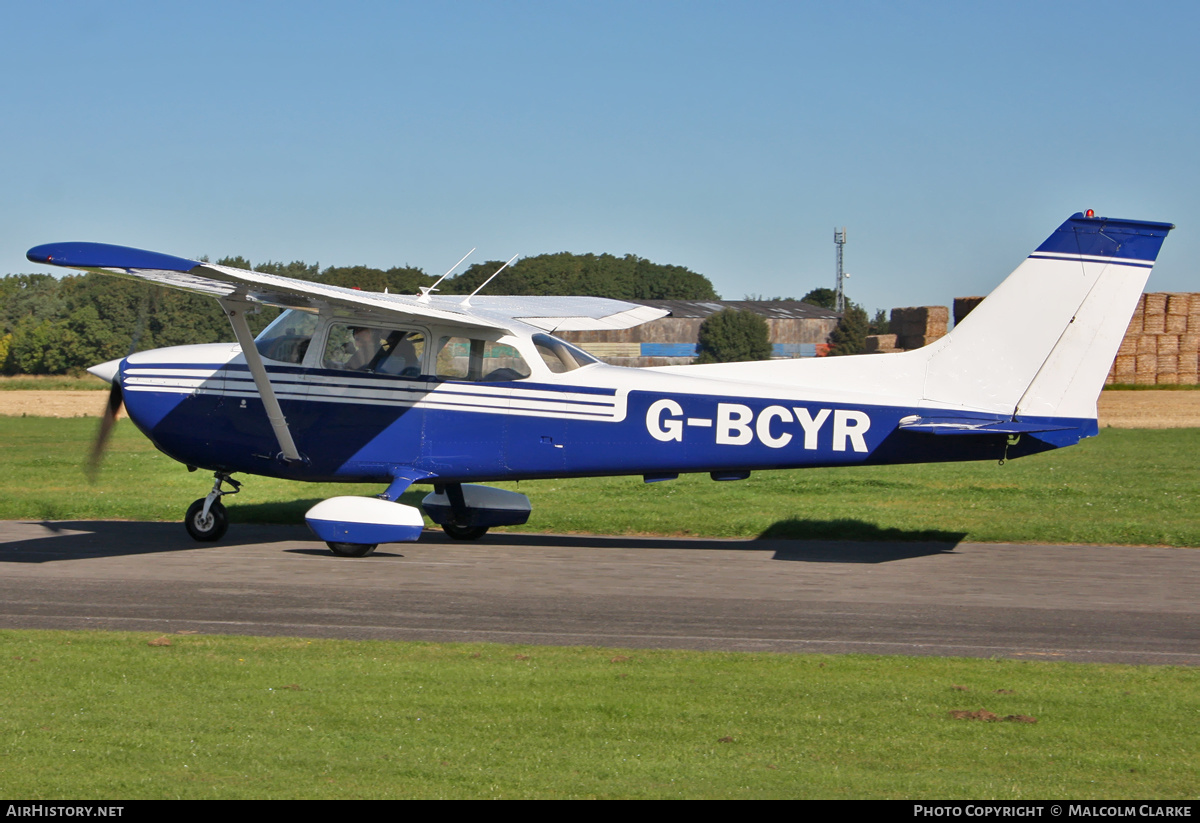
[185,473,240,542]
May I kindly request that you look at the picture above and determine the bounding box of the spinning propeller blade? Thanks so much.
[86,369,123,481]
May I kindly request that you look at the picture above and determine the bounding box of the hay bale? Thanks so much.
[1117,334,1139,357]
[1156,354,1179,373]
[1181,334,1200,354]
[1166,313,1188,334]
[1158,335,1180,356]
[1167,293,1190,315]
[864,334,898,353]
[953,296,984,326]
[891,306,948,337]
[1113,354,1137,383]
[1124,311,1144,336]
[1144,293,1168,315]
[906,334,944,350]
[1143,313,1166,334]
[1136,335,1158,355]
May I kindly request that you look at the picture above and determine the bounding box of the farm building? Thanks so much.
[557,300,842,367]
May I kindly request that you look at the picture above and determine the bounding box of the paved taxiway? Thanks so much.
[0,520,1195,665]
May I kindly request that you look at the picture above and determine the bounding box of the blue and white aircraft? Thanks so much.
[27,211,1173,556]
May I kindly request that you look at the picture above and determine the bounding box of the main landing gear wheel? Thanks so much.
[185,498,228,542]
[441,523,489,541]
[326,542,377,557]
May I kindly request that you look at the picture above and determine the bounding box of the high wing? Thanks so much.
[25,242,668,334]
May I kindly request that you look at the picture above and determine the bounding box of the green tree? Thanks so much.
[869,309,890,335]
[256,260,321,281]
[801,288,837,309]
[828,301,870,356]
[695,309,772,364]
[439,252,718,300]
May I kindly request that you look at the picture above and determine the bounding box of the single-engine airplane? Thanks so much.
[27,211,1173,556]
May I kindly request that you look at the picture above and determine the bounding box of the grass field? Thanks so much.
[0,417,1196,547]
[0,374,108,390]
[0,630,1195,799]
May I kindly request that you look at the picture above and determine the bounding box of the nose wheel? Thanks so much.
[184,473,239,542]
[185,498,228,541]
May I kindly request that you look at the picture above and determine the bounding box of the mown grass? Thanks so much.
[0,418,1196,547]
[0,375,108,390]
[0,630,1195,799]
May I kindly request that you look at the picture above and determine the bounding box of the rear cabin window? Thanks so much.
[254,310,320,364]
[323,324,426,376]
[435,336,531,382]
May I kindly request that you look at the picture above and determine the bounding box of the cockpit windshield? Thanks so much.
[254,310,319,364]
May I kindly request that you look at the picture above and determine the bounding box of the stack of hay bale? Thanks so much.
[953,297,985,326]
[863,334,899,353]
[1107,293,1200,385]
[889,306,950,350]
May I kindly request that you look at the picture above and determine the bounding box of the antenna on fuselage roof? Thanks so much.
[459,253,519,308]
[417,247,476,303]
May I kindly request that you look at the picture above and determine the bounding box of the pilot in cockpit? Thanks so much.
[346,326,379,370]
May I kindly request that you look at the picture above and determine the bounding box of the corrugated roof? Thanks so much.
[630,299,842,320]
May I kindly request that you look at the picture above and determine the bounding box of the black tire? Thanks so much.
[327,542,377,557]
[185,498,228,542]
[442,523,489,541]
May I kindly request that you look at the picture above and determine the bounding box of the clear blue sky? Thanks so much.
[2,0,1196,313]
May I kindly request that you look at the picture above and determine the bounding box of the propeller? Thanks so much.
[85,286,152,480]
[85,359,125,482]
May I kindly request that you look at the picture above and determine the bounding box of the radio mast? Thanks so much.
[834,227,847,313]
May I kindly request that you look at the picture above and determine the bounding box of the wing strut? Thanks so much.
[218,298,302,463]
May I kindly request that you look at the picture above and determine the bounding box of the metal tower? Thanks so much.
[834,227,847,313]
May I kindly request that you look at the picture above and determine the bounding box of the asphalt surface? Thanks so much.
[0,520,1195,665]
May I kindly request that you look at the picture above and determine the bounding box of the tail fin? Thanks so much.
[920,212,1173,420]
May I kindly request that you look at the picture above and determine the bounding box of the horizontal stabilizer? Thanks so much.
[898,417,1077,436]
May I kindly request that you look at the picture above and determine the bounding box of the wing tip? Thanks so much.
[26,242,198,273]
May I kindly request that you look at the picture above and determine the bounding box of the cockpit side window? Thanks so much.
[435,336,531,382]
[532,333,599,373]
[323,324,426,376]
[254,310,320,364]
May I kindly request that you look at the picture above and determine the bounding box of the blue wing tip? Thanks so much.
[26,242,198,273]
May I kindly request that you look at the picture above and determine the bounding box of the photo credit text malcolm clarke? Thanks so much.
[912,805,1194,818]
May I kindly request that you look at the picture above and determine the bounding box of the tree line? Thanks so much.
[1,251,721,375]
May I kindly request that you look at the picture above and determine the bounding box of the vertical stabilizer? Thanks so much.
[920,213,1173,419]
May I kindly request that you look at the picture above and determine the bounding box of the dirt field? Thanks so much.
[0,389,1197,428]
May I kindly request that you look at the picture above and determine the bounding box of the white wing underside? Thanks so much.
[92,262,669,334]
